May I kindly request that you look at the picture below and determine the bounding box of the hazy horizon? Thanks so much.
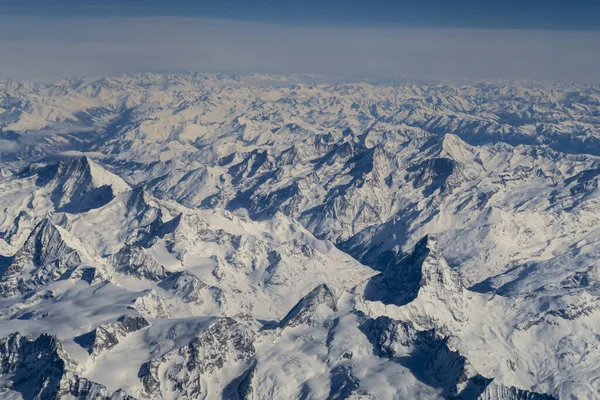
[1,15,599,84]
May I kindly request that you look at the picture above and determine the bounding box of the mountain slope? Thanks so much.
[0,73,599,399]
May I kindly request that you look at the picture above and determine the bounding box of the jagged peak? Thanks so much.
[130,289,170,319]
[26,156,132,213]
[82,157,130,193]
[0,332,129,399]
[158,270,222,305]
[0,331,76,371]
[0,216,84,298]
[441,133,486,176]
[74,314,149,357]
[54,156,128,192]
[359,315,497,399]
[57,155,93,173]
[111,245,171,282]
[19,217,74,265]
[155,213,182,237]
[393,235,462,289]
[122,186,158,212]
[405,156,464,197]
[227,149,275,182]
[364,235,463,307]
[29,214,70,238]
[30,215,58,234]
[138,317,255,399]
[279,283,337,328]
[346,144,394,180]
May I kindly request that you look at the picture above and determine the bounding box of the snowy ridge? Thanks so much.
[0,73,599,398]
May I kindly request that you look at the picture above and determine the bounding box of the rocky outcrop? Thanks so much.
[477,383,557,400]
[74,314,149,358]
[158,270,224,306]
[279,284,337,328]
[0,218,83,298]
[360,315,490,398]
[139,318,255,399]
[130,289,169,319]
[110,245,171,281]
[359,315,555,400]
[364,235,463,307]
[0,332,132,400]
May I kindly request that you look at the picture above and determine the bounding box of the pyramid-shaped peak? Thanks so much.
[279,284,337,328]
[63,155,92,168]
[413,234,437,252]
[364,235,462,307]
[24,217,70,263]
[408,235,461,289]
[57,156,130,193]
[51,156,94,182]
[9,216,75,270]
[31,156,132,213]
[391,235,445,278]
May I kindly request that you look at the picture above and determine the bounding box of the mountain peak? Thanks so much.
[0,217,83,298]
[364,235,463,307]
[49,156,130,213]
[279,284,337,328]
[0,332,132,399]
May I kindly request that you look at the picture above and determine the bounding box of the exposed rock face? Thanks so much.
[0,332,131,400]
[222,361,257,400]
[47,156,131,213]
[359,315,489,398]
[406,157,462,197]
[0,218,82,298]
[326,365,360,400]
[477,383,557,400]
[360,316,555,400]
[63,264,112,285]
[139,318,255,399]
[130,289,170,319]
[74,314,149,357]
[364,235,463,307]
[158,270,224,306]
[279,284,337,328]
[111,245,171,281]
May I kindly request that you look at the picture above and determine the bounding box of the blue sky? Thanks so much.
[0,0,598,82]
[2,0,599,30]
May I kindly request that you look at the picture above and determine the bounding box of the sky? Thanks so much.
[0,0,599,82]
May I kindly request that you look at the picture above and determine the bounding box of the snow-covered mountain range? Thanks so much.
[1,73,599,399]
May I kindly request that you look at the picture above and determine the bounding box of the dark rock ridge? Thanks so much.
[360,316,555,400]
[279,284,338,328]
[0,332,133,400]
[222,361,258,400]
[364,235,463,306]
[158,270,224,305]
[74,314,149,357]
[110,245,171,281]
[139,317,255,398]
[0,217,82,298]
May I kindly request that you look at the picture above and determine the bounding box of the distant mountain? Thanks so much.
[0,73,599,398]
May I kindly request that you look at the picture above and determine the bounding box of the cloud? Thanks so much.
[0,16,598,83]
